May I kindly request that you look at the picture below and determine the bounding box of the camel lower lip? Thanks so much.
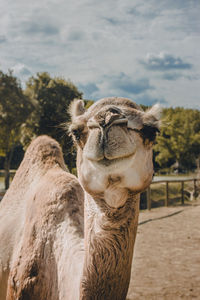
[91,153,135,166]
[98,158,114,166]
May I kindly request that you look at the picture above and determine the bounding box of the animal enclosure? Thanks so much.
[141,178,200,210]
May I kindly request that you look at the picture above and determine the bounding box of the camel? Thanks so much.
[0,97,161,300]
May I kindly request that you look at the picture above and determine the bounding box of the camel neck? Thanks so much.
[80,192,140,300]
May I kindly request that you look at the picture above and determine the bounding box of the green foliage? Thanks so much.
[84,99,94,109]
[155,107,200,171]
[1,68,199,181]
[0,70,33,150]
[0,70,33,188]
[24,72,83,170]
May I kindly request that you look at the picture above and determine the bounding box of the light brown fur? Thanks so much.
[0,97,161,300]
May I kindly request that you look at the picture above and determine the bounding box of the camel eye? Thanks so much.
[71,129,80,140]
[140,124,160,142]
[72,128,85,142]
[69,123,88,148]
[70,123,85,140]
[74,132,80,141]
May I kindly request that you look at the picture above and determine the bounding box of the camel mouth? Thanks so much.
[84,123,137,164]
[87,152,136,169]
[99,156,133,166]
[85,142,136,165]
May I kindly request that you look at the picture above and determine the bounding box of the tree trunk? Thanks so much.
[196,157,200,172]
[4,147,14,190]
[4,169,10,190]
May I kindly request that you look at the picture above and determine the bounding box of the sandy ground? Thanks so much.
[127,200,200,300]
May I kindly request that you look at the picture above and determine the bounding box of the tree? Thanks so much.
[0,70,33,189]
[154,107,200,172]
[24,72,83,170]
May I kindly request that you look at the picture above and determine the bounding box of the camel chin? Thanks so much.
[79,148,154,200]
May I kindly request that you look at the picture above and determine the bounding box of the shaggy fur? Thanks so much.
[0,137,84,300]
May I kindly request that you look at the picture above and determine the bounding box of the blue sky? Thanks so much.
[0,0,199,108]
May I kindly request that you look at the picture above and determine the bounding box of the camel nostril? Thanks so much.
[99,114,128,128]
[104,111,128,127]
[108,107,121,114]
[111,118,128,126]
[92,106,127,128]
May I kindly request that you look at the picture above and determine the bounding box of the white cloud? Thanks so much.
[11,63,32,76]
[141,52,192,71]
[0,0,199,108]
[10,63,32,88]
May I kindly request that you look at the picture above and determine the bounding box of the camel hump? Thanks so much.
[2,136,84,300]
[15,135,68,185]
[24,135,68,171]
[0,136,68,207]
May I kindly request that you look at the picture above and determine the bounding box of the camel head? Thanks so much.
[69,97,161,208]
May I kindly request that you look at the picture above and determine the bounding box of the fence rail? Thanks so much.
[1,172,200,208]
[146,178,200,210]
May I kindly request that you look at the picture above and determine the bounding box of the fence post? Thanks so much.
[181,181,184,204]
[165,181,169,206]
[194,179,197,199]
[147,187,151,210]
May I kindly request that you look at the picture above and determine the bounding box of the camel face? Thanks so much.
[69,97,160,207]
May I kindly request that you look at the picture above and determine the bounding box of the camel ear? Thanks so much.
[68,100,87,147]
[140,104,162,142]
[143,103,162,130]
[69,99,85,122]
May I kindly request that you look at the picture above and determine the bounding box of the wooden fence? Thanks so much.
[1,172,200,208]
[146,178,200,210]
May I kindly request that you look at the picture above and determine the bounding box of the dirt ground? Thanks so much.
[127,199,200,300]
